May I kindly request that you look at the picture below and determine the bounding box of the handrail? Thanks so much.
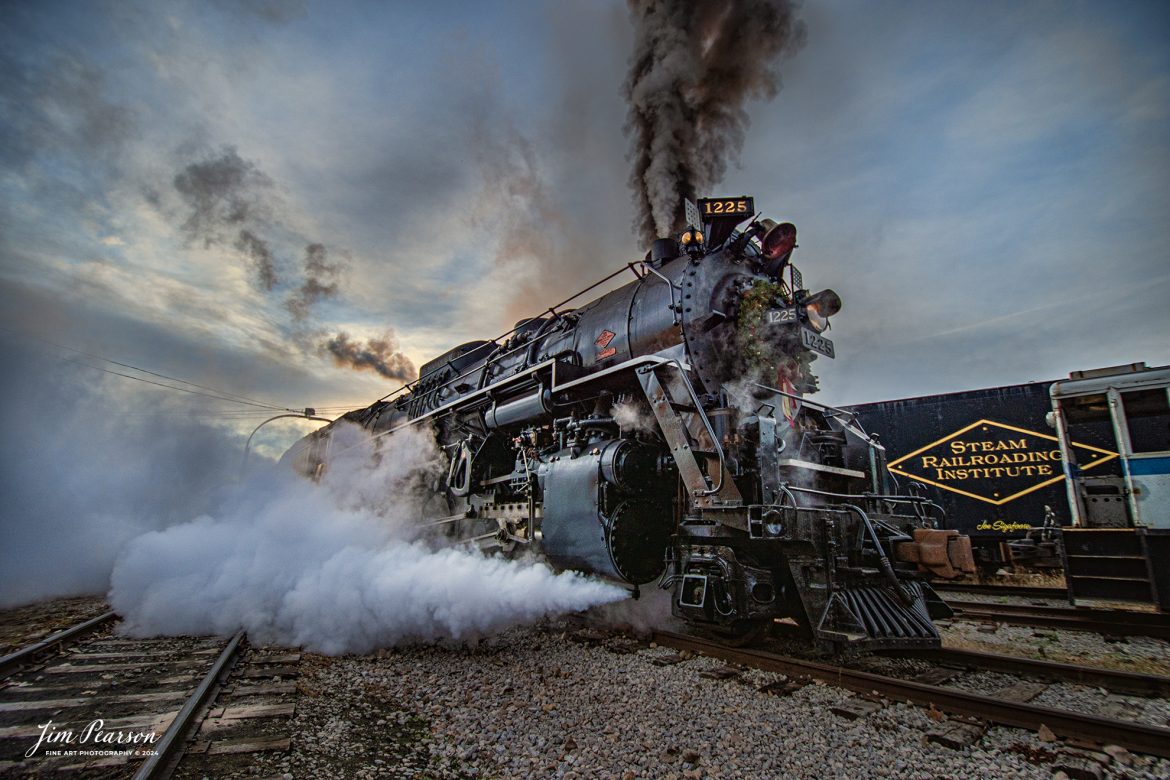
[641,262,681,324]
[327,354,686,462]
[644,359,728,497]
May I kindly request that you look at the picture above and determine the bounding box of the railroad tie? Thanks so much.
[926,721,987,750]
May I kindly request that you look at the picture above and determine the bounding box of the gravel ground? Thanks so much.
[938,618,1170,676]
[274,620,1170,780]
[0,596,109,654]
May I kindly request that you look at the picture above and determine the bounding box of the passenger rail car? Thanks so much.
[1051,363,1170,610]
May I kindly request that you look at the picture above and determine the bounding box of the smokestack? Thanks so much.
[623,0,806,245]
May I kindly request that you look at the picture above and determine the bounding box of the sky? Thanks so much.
[2,0,1168,458]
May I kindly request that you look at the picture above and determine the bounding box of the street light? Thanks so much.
[241,408,332,470]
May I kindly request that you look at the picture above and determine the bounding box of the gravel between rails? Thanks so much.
[280,620,1170,780]
[938,616,1170,676]
[0,597,110,654]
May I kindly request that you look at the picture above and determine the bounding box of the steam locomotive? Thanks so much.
[284,196,975,651]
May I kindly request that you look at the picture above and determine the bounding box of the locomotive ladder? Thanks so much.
[637,362,742,512]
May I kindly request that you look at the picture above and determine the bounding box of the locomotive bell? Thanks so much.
[761,220,797,260]
[759,219,797,280]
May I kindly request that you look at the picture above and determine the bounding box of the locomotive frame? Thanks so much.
[284,198,977,651]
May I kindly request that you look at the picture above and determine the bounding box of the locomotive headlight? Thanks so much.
[803,289,842,333]
[680,229,704,246]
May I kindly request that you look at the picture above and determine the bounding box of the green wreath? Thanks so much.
[736,280,820,394]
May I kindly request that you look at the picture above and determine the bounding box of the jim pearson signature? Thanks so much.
[25,719,160,758]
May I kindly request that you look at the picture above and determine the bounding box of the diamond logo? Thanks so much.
[886,419,1117,506]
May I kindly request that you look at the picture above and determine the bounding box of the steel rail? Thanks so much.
[947,600,1170,640]
[132,630,246,780]
[651,630,1170,758]
[893,647,1170,698]
[0,610,117,679]
[930,582,1068,599]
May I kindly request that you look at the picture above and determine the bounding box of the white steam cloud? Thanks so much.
[1,340,628,650]
[110,423,630,654]
[0,342,239,608]
[612,399,658,436]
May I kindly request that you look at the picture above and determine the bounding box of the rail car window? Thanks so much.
[1122,388,1170,453]
[1062,393,1123,475]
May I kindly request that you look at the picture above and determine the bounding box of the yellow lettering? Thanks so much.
[922,456,938,468]
[950,440,965,455]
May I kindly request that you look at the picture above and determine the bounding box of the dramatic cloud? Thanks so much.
[1,0,1167,434]
[0,49,135,174]
[623,0,805,243]
[212,0,309,24]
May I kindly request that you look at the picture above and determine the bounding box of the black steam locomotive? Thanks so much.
[284,196,975,651]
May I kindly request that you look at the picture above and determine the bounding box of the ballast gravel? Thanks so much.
[275,619,1170,780]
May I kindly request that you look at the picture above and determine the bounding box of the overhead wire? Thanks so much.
[79,363,289,409]
[0,325,367,418]
[0,325,291,411]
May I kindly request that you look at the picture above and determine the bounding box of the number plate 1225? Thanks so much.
[801,328,835,359]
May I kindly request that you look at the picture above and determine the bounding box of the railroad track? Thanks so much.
[0,612,301,778]
[931,581,1069,599]
[896,646,1170,697]
[945,599,1170,640]
[0,611,117,679]
[650,629,1170,759]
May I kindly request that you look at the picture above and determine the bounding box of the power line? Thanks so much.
[79,363,287,409]
[0,325,290,411]
[2,325,371,417]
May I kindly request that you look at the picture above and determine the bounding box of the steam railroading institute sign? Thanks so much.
[887,419,1118,510]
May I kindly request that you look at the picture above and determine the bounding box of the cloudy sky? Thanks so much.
[2,0,1168,456]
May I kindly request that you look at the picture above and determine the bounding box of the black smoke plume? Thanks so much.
[322,331,415,381]
[172,146,279,290]
[623,0,805,245]
[234,229,278,291]
[286,243,342,321]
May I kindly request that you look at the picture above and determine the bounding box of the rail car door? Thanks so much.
[1053,365,1170,530]
[1051,363,1170,611]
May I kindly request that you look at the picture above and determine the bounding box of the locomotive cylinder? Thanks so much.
[539,438,672,584]
[484,387,553,430]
